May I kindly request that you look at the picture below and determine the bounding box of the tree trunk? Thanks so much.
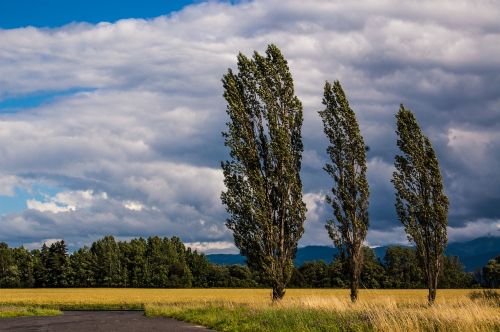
[272,281,285,302]
[350,246,362,303]
[428,287,436,305]
[427,270,438,306]
[350,280,359,303]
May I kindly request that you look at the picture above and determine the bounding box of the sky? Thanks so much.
[1,0,499,253]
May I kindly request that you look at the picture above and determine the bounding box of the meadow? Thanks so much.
[0,288,499,331]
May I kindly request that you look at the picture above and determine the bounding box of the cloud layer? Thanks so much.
[1,0,499,251]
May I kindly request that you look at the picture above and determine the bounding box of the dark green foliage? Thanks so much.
[221,44,307,300]
[360,247,386,288]
[0,236,479,289]
[46,241,71,287]
[91,236,125,287]
[145,236,171,287]
[69,246,96,287]
[384,246,424,288]
[329,257,348,288]
[0,236,210,288]
[202,264,258,288]
[0,242,20,287]
[392,105,449,305]
[32,247,47,287]
[120,238,147,287]
[12,247,35,287]
[144,236,192,288]
[289,247,385,289]
[439,256,474,288]
[186,247,211,287]
[289,268,307,287]
[31,242,72,288]
[482,256,500,288]
[319,80,369,302]
[298,261,331,288]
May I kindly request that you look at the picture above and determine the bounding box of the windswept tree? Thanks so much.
[319,80,369,303]
[221,44,307,301]
[392,105,449,305]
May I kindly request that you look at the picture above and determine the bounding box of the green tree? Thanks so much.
[205,264,230,287]
[91,236,124,287]
[46,240,71,287]
[0,243,20,287]
[120,238,147,287]
[318,80,370,302]
[145,236,169,287]
[329,256,347,288]
[69,246,96,287]
[289,268,306,288]
[360,247,386,288]
[167,237,192,288]
[221,44,307,301]
[227,265,258,287]
[186,248,211,288]
[144,236,192,288]
[33,244,50,287]
[298,261,331,288]
[392,105,449,305]
[482,256,500,288]
[384,246,424,288]
[12,247,35,287]
[439,255,474,288]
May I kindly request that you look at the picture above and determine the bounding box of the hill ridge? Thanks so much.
[207,236,500,272]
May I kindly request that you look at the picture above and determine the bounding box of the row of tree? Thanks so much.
[2,236,491,289]
[220,44,449,304]
[292,246,477,289]
[1,236,200,288]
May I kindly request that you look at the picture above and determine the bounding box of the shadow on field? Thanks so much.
[0,310,210,331]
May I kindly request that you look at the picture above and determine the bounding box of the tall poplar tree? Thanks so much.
[319,80,369,303]
[392,105,449,305]
[221,44,307,301]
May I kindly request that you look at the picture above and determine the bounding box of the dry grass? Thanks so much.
[0,289,498,330]
[0,288,273,309]
[290,295,500,331]
[0,288,475,306]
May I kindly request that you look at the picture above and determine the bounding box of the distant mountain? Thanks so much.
[207,236,499,272]
[206,254,246,265]
[445,236,500,271]
[294,245,337,266]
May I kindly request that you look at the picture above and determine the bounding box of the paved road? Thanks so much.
[0,311,211,332]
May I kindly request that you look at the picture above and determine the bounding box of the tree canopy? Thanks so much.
[392,105,449,305]
[319,80,369,302]
[221,44,307,300]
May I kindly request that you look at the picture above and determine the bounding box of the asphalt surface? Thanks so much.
[0,311,211,332]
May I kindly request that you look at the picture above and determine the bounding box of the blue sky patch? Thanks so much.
[0,0,201,29]
[0,183,65,215]
[0,88,95,113]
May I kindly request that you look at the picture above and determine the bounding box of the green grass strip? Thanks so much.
[0,306,62,319]
[145,304,372,332]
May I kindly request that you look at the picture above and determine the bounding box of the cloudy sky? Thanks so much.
[1,0,499,253]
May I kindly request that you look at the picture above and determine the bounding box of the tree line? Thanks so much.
[221,44,451,304]
[1,236,219,288]
[2,236,491,289]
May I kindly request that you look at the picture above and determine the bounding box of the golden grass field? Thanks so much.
[0,288,481,306]
[0,289,498,331]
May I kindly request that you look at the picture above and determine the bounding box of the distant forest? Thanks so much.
[0,236,497,289]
